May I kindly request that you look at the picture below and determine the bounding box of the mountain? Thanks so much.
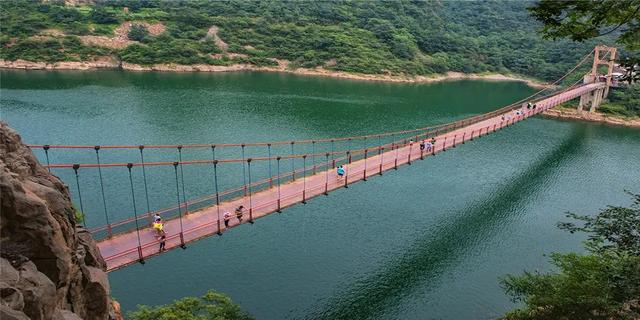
[0,0,610,81]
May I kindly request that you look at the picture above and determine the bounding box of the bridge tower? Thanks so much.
[578,45,617,113]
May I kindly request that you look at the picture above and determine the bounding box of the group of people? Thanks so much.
[333,137,435,180]
[146,134,445,253]
[420,138,435,152]
[223,205,245,228]
[500,101,538,122]
[151,204,248,252]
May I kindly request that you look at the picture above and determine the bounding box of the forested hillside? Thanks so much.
[0,0,613,81]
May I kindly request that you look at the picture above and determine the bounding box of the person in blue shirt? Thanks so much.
[337,165,345,178]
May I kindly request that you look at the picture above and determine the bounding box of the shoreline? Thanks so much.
[542,107,640,128]
[0,58,549,88]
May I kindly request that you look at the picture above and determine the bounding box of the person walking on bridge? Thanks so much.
[235,205,244,222]
[158,233,166,252]
[224,211,231,228]
[424,140,432,152]
[337,165,345,179]
[153,216,164,236]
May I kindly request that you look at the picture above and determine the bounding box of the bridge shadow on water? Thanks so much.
[304,127,587,320]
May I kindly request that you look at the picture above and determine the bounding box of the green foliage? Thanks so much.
[91,6,120,24]
[128,24,150,42]
[529,0,640,50]
[75,208,85,223]
[0,1,50,37]
[501,193,640,320]
[0,0,621,79]
[119,35,223,65]
[599,84,640,117]
[0,35,109,62]
[558,192,640,255]
[618,55,640,84]
[129,290,254,320]
[502,252,640,320]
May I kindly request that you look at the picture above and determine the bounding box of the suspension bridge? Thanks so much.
[27,46,617,272]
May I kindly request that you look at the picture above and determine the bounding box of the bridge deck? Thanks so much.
[98,83,603,271]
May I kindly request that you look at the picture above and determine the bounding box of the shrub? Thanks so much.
[91,7,120,24]
[128,24,150,42]
[129,290,254,320]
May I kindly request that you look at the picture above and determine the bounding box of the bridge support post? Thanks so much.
[379,147,384,175]
[344,170,349,188]
[302,155,307,204]
[394,149,399,170]
[247,158,254,223]
[580,45,618,113]
[578,74,595,113]
[323,153,330,196]
[590,45,617,99]
[137,246,145,265]
[179,232,186,249]
[363,149,368,181]
[277,156,283,211]
[578,94,590,113]
[590,88,605,113]
[290,142,296,181]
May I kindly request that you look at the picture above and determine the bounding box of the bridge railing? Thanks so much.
[91,84,580,242]
[57,79,593,244]
[103,110,547,270]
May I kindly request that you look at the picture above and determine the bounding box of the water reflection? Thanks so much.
[307,128,586,319]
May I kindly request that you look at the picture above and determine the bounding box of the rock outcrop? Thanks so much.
[0,122,119,320]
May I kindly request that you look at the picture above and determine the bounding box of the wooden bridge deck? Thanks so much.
[97,83,604,271]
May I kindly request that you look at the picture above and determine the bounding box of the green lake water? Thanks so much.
[1,69,639,319]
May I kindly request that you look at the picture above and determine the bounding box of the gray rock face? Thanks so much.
[0,122,117,320]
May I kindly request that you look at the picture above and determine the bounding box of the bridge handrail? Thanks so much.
[92,88,568,240]
[38,84,578,170]
[89,81,592,239]
[103,100,585,268]
[28,49,595,155]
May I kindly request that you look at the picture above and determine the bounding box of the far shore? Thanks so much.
[543,107,640,128]
[0,58,549,88]
[7,58,639,128]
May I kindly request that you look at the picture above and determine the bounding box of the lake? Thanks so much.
[2,69,638,319]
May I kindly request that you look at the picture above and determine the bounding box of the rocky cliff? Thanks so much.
[0,122,119,320]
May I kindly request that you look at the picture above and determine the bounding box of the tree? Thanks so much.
[529,0,640,50]
[558,192,640,256]
[128,24,150,42]
[129,290,254,320]
[619,55,639,84]
[91,7,119,24]
[501,192,640,320]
